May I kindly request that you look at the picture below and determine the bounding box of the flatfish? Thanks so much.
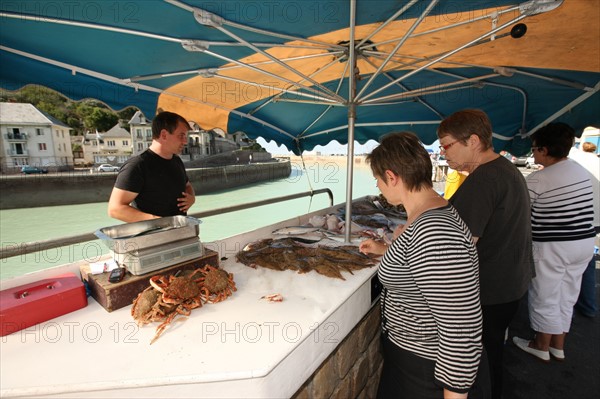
[341,195,407,219]
[236,238,378,280]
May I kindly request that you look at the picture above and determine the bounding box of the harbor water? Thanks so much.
[0,158,378,280]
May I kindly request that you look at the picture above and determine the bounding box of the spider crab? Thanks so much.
[149,269,204,310]
[198,265,237,303]
[131,286,165,326]
[131,266,236,343]
[132,269,204,344]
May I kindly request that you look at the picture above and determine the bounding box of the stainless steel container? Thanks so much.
[95,216,201,254]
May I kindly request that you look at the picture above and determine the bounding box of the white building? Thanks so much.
[186,123,252,160]
[0,102,74,172]
[129,110,153,156]
[128,111,255,162]
[187,121,212,158]
[79,124,132,166]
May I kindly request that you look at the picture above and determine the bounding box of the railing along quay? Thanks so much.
[0,189,334,260]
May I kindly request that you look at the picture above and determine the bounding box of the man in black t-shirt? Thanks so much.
[108,111,195,222]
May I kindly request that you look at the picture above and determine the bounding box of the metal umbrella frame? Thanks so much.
[2,1,598,146]
[1,0,599,241]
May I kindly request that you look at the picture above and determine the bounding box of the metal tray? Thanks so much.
[95,216,201,254]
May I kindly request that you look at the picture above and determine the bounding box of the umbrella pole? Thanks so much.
[344,0,357,243]
[344,106,356,243]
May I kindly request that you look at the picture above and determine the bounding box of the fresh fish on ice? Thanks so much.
[308,215,326,228]
[272,226,321,235]
[326,215,340,231]
[236,238,378,280]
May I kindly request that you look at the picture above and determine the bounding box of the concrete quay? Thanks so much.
[0,160,291,210]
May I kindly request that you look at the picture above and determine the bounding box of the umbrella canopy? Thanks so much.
[1,0,599,156]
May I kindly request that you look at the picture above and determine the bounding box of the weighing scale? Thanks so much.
[111,237,204,275]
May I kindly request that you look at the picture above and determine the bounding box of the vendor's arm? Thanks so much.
[108,187,158,222]
[177,181,196,213]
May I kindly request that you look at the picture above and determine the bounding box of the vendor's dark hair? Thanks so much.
[438,109,493,150]
[531,122,575,159]
[367,131,433,192]
[152,111,189,139]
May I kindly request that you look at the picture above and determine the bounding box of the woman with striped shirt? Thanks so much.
[513,123,596,362]
[359,132,484,399]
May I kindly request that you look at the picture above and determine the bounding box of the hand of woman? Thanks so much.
[444,389,467,399]
[359,239,388,255]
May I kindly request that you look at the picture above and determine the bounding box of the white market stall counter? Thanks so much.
[0,207,381,398]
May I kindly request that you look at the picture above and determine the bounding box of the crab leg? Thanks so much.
[150,305,191,344]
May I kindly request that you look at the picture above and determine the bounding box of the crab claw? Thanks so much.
[261,293,283,302]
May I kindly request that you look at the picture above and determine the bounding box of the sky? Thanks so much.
[256,126,600,156]
[256,137,440,155]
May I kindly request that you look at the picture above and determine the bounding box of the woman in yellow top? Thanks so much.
[443,170,468,199]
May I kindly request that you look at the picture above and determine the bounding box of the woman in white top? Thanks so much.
[513,123,596,362]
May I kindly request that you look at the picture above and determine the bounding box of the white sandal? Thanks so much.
[549,347,565,361]
[512,336,550,362]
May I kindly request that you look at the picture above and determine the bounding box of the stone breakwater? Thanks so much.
[0,160,291,210]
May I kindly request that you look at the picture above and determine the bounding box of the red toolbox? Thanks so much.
[0,273,88,336]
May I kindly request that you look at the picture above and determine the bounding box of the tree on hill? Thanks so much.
[0,85,139,135]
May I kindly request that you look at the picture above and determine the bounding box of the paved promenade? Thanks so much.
[432,165,598,399]
[503,263,599,399]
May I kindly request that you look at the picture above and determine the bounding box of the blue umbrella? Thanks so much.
[1,0,598,154]
[1,0,598,238]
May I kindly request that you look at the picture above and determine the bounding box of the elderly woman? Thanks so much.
[359,132,483,399]
[437,109,533,399]
[513,123,596,361]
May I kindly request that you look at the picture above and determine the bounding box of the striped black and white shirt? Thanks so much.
[526,159,595,242]
[378,204,482,392]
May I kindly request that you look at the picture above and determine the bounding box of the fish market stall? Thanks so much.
[0,199,400,398]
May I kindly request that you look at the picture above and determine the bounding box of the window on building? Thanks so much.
[12,143,26,155]
[122,140,129,146]
[36,129,43,136]
[136,129,142,138]
[38,143,47,151]
[137,143,144,151]
[146,129,152,138]
[12,128,21,134]
[107,140,116,147]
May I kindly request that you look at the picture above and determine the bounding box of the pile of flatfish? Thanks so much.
[341,195,407,219]
[236,238,377,280]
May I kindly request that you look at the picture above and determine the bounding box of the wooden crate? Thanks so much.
[80,249,219,312]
